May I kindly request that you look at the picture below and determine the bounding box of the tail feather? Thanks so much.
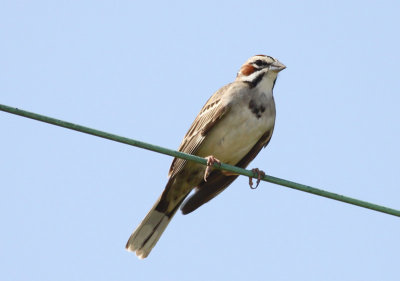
[125,205,171,259]
[126,178,190,259]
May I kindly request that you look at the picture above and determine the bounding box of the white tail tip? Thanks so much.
[126,209,170,259]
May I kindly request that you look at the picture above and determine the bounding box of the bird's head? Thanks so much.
[236,55,286,88]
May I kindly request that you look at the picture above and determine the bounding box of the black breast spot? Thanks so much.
[248,99,264,119]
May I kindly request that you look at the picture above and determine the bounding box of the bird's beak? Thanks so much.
[270,60,286,72]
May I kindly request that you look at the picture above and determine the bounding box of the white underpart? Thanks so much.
[197,70,277,164]
[198,105,272,164]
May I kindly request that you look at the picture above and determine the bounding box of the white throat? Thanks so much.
[257,71,278,93]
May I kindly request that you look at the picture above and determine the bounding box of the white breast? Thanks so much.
[197,92,275,165]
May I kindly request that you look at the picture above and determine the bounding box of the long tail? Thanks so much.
[125,188,188,259]
[126,175,192,259]
[125,200,171,259]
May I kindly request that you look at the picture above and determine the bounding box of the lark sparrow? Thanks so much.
[126,55,286,258]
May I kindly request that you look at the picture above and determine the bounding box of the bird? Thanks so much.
[126,54,286,259]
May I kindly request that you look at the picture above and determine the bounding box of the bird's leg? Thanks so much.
[204,155,221,182]
[249,168,265,189]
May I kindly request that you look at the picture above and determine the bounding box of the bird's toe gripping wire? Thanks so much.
[249,168,265,189]
[204,155,221,182]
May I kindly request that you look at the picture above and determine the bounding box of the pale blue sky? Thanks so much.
[1,1,400,280]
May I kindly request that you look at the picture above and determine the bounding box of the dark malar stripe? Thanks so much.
[246,72,265,89]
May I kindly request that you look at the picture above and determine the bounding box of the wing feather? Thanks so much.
[180,128,274,214]
[168,84,232,178]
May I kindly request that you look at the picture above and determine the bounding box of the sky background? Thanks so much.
[1,1,400,280]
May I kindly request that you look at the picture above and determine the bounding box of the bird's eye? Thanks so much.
[254,60,267,66]
[254,60,264,66]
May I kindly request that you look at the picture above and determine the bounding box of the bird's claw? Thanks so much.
[204,156,221,182]
[249,168,265,189]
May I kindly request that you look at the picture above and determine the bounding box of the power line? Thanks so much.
[1,103,399,217]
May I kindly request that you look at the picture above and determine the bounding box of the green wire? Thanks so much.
[1,103,399,218]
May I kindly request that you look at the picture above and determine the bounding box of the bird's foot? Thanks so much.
[204,155,221,182]
[249,168,265,189]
